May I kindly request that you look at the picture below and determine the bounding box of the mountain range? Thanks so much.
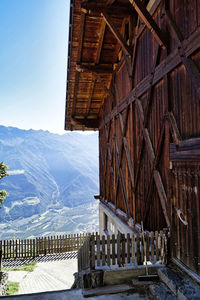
[0,125,99,239]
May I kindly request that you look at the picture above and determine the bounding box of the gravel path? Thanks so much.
[6,254,77,294]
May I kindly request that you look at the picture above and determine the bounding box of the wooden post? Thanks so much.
[24,239,26,258]
[90,235,95,270]
[112,234,115,265]
[146,232,149,261]
[44,237,47,255]
[30,239,32,257]
[102,235,105,266]
[136,233,141,265]
[15,240,18,258]
[132,234,135,264]
[127,233,130,264]
[97,234,100,266]
[117,233,121,267]
[21,240,23,258]
[33,239,35,258]
[160,230,163,262]
[121,234,125,266]
[7,240,9,259]
[107,235,111,266]
[9,240,12,259]
[151,232,154,262]
[155,231,159,261]
[3,240,5,259]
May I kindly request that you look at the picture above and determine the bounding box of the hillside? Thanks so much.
[0,126,99,239]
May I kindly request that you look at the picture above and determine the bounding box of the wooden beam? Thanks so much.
[76,64,113,74]
[143,120,166,221]
[71,118,99,128]
[129,0,168,49]
[102,12,132,57]
[123,137,134,187]
[95,20,106,64]
[167,112,181,144]
[153,170,170,227]
[113,17,127,63]
[105,124,115,187]
[118,111,134,188]
[114,136,131,219]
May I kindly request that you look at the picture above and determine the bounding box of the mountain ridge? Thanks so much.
[0,125,99,239]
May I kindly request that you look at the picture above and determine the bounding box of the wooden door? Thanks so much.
[171,163,200,275]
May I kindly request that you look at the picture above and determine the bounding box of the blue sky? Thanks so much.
[0,0,70,134]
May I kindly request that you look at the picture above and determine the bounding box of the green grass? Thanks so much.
[7,281,19,295]
[3,261,37,272]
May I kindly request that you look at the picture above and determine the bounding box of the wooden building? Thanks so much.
[65,0,200,276]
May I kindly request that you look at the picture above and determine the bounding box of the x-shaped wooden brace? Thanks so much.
[136,99,170,228]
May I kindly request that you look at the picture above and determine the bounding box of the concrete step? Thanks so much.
[149,283,177,300]
[158,267,200,299]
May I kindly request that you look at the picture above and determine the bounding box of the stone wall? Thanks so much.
[0,271,8,296]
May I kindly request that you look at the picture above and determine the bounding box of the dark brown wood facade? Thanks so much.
[65,0,200,275]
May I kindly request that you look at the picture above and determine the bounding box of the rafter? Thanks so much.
[129,0,168,49]
[102,12,132,57]
[72,12,85,117]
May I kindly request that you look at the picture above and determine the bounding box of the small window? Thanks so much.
[110,223,115,233]
[104,213,108,234]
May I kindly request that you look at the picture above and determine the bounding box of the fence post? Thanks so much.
[117,233,121,267]
[132,234,135,264]
[15,240,17,258]
[90,235,95,270]
[112,234,115,265]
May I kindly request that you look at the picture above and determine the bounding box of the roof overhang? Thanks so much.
[65,0,136,130]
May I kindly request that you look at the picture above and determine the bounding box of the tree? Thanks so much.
[0,162,8,205]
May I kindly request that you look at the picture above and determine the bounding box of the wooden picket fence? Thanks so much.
[0,233,90,259]
[78,230,169,271]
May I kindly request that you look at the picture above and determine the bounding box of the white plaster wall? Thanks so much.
[99,202,134,236]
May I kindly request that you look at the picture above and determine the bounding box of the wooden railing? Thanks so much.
[78,231,169,271]
[0,233,90,259]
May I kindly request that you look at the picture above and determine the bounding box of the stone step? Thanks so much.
[158,267,200,299]
[149,283,177,300]
[82,284,135,297]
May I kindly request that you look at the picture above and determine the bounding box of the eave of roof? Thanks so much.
[65,0,135,131]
